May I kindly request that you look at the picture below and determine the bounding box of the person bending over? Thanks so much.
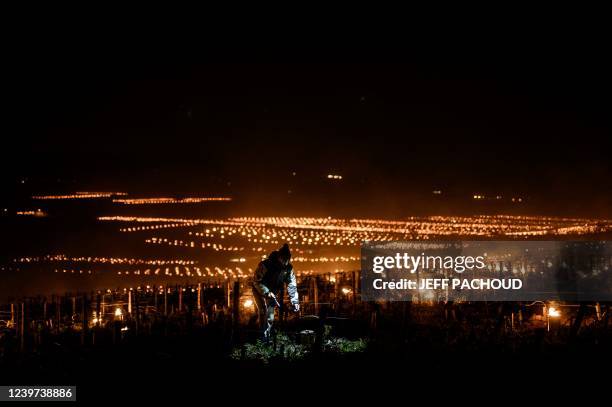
[251,243,299,339]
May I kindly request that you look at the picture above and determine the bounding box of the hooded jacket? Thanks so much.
[252,250,299,305]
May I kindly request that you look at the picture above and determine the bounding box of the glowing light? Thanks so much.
[548,307,561,317]
[11,213,608,285]
[14,255,196,266]
[243,299,254,308]
[15,209,46,217]
[113,197,231,205]
[33,192,127,200]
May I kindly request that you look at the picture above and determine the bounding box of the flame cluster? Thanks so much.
[33,192,127,200]
[113,197,231,205]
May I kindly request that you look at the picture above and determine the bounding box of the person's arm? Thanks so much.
[285,266,299,307]
[253,262,270,296]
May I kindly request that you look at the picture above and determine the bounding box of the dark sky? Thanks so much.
[3,45,611,217]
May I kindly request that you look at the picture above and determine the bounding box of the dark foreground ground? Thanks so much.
[2,317,611,404]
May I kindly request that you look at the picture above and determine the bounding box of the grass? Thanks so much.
[230,327,368,364]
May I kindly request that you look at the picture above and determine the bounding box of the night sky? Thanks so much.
[3,46,611,217]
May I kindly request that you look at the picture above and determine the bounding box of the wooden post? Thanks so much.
[20,302,25,352]
[334,273,340,311]
[186,287,193,332]
[164,286,168,316]
[232,281,240,326]
[197,283,202,312]
[128,290,132,315]
[370,309,377,330]
[570,303,587,338]
[154,289,158,312]
[82,295,88,345]
[72,296,76,316]
[10,303,15,328]
[100,294,105,324]
[96,294,101,327]
[226,281,231,308]
[135,290,139,336]
[313,276,319,315]
[309,278,314,311]
[56,296,61,333]
[178,287,183,313]
[351,271,357,315]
